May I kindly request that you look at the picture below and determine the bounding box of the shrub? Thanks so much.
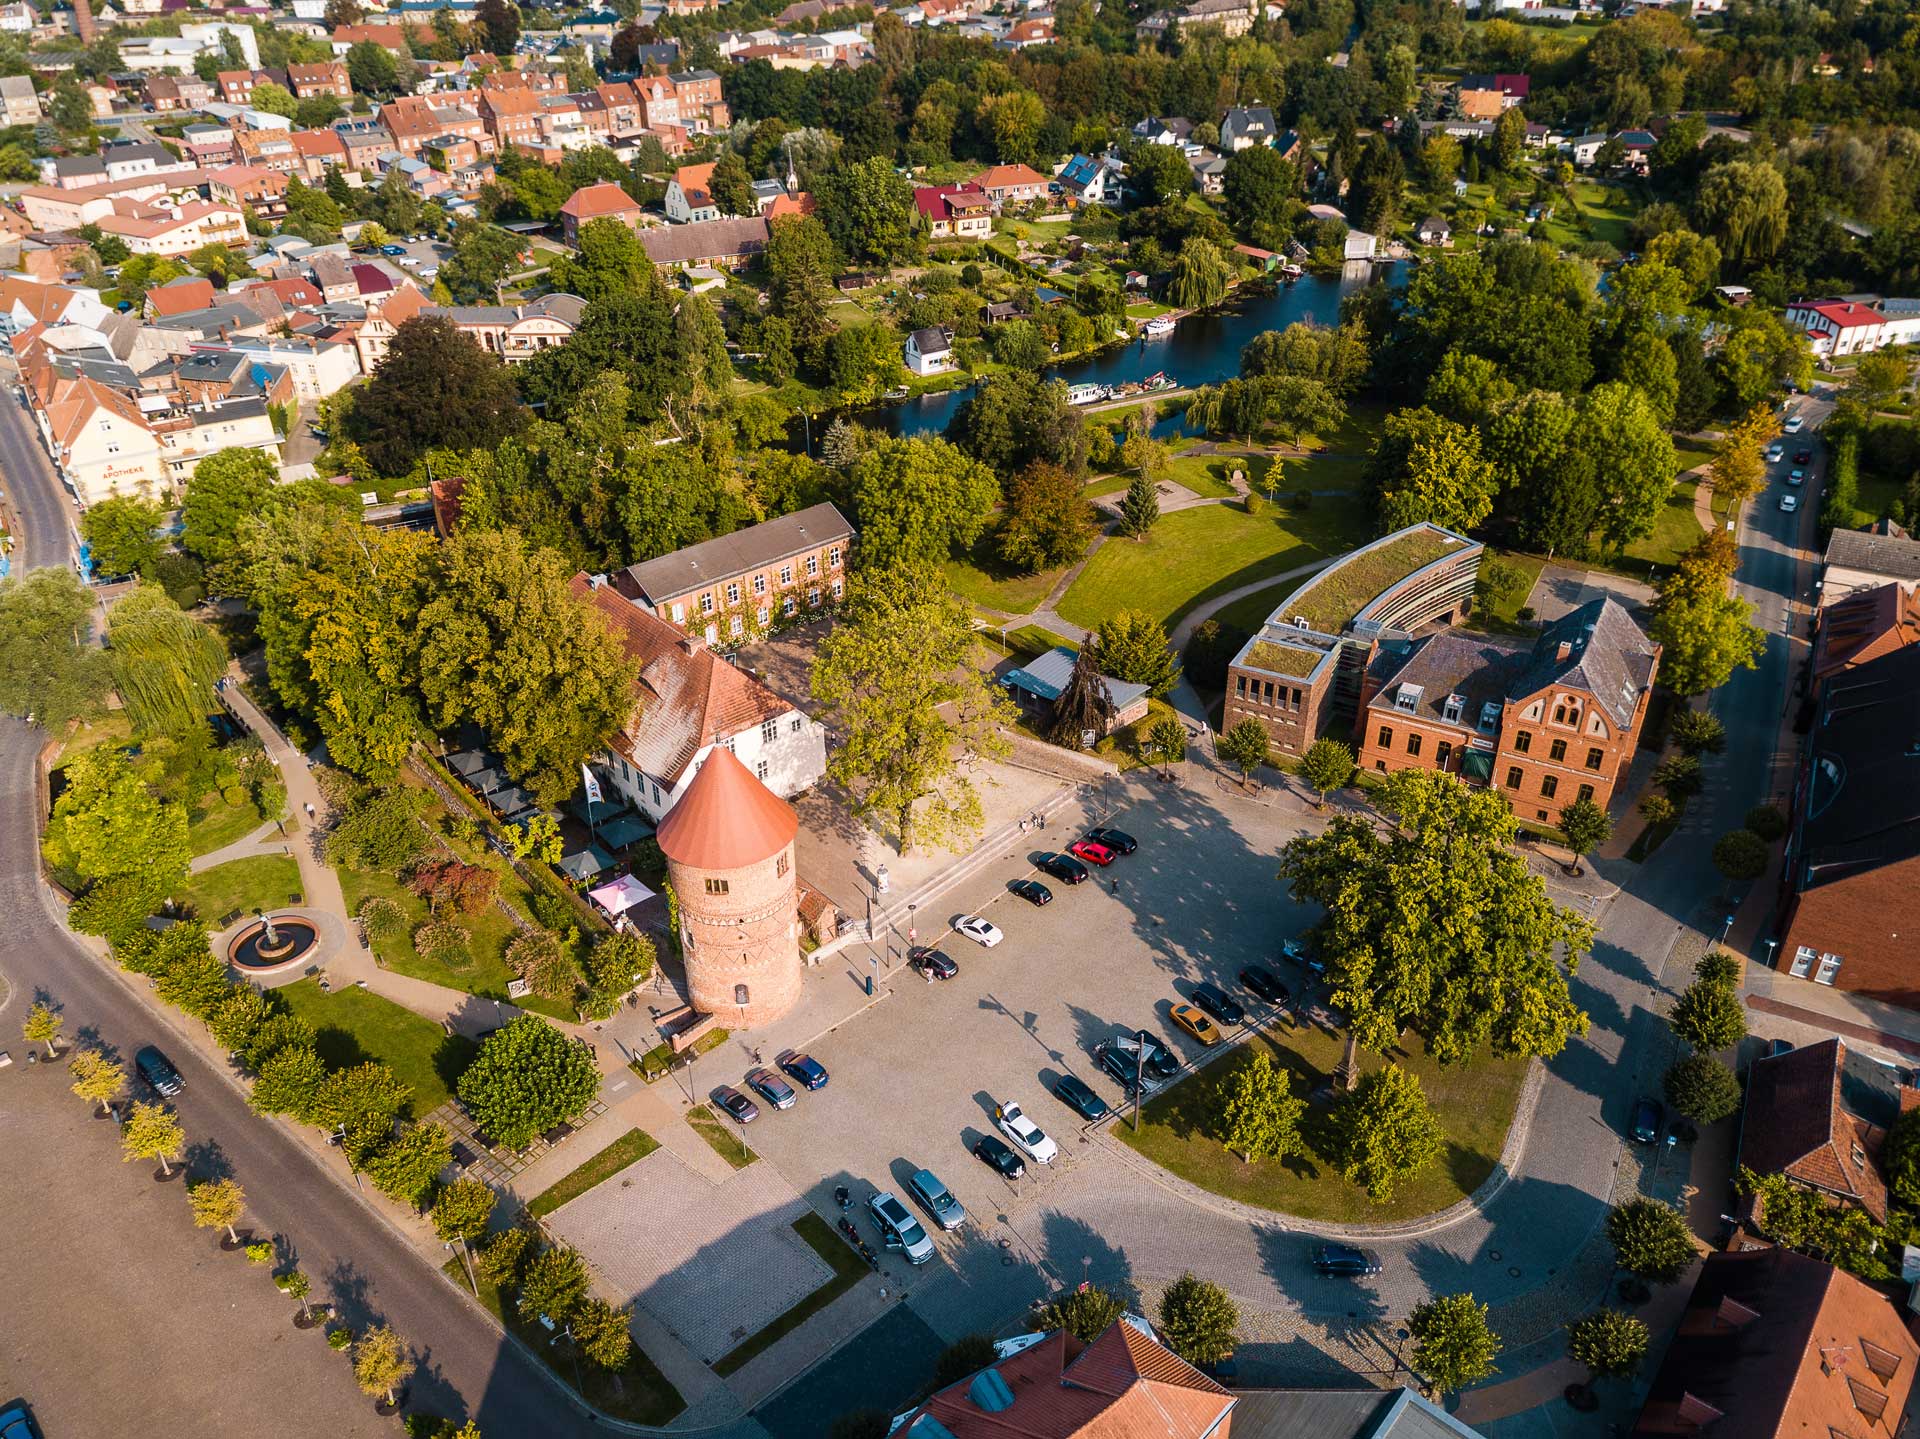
[357,895,406,940]
[1293,487,1312,509]
[222,784,248,806]
[327,1327,353,1352]
[1636,793,1676,827]
[1712,828,1769,882]
[1243,492,1269,517]
[325,786,426,873]
[1668,709,1726,755]
[506,929,578,1001]
[413,922,470,969]
[456,1015,599,1149]
[476,1226,534,1287]
[1743,804,1787,842]
[1664,1053,1742,1124]
[245,1240,275,1266]
[1653,754,1703,798]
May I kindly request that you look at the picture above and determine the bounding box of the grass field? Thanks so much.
[445,1260,683,1425]
[174,855,303,927]
[1621,477,1707,573]
[527,1128,661,1218]
[1472,550,1548,631]
[187,790,267,857]
[274,977,476,1117]
[686,1104,756,1168]
[712,1213,868,1376]
[1057,495,1372,632]
[1115,1024,1529,1224]
[941,527,1068,615]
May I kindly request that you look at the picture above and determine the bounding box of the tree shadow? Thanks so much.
[321,1255,380,1332]
[1037,1210,1135,1301]
[182,1133,235,1183]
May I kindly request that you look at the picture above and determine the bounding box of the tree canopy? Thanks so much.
[456,1015,599,1149]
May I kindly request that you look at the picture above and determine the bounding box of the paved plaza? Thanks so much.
[544,1147,831,1363]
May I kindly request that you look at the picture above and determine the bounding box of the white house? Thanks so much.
[905,325,955,376]
[1785,298,1888,357]
[1343,229,1377,261]
[208,335,362,400]
[1056,153,1121,206]
[664,162,720,224]
[1566,132,1609,167]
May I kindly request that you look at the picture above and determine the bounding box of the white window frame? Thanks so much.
[805,554,819,577]
[1789,945,1815,978]
[1814,953,1843,986]
[699,592,713,615]
[725,581,740,605]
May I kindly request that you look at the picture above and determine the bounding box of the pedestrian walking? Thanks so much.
[1019,818,1029,834]
[304,801,315,820]
[1111,878,1119,896]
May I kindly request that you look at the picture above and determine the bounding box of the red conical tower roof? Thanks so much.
[655,747,798,871]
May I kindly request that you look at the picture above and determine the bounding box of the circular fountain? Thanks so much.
[227,911,320,976]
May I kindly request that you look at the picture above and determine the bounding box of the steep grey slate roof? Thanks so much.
[1505,597,1657,729]
[1826,526,1920,582]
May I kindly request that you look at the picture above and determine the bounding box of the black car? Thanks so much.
[1037,853,1088,885]
[1630,1097,1662,1145]
[1793,449,1812,464]
[1085,826,1137,856]
[973,1133,1027,1179]
[1281,937,1325,976]
[1190,982,1244,1027]
[909,947,959,980]
[1239,964,1290,1007]
[134,1045,184,1097]
[1011,878,1053,906]
[1054,1073,1111,1121]
[1313,1243,1382,1278]
[1096,1034,1180,1087]
[713,1084,760,1124]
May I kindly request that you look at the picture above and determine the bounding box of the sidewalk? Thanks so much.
[188,818,294,873]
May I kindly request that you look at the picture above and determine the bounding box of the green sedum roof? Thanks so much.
[1280,528,1466,634]
[1243,640,1326,678]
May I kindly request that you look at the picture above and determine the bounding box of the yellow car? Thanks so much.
[1170,1003,1223,1047]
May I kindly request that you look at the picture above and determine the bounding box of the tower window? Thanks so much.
[704,877,729,895]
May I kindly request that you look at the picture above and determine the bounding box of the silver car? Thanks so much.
[907,1168,967,1231]
[869,1190,936,1264]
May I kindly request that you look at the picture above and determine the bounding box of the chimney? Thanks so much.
[1555,640,1572,662]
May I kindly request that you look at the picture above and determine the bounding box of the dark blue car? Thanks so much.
[778,1050,829,1090]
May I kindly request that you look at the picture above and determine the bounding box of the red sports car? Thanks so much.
[1068,839,1115,867]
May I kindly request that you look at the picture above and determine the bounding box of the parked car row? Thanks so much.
[1014,827,1139,904]
[712,1050,830,1126]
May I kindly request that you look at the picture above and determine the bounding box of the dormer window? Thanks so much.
[1478,701,1501,733]
[1442,694,1465,724]
[1395,683,1422,712]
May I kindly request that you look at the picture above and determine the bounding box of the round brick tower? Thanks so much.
[655,747,802,1029]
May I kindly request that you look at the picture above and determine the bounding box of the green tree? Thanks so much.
[1167,238,1232,311]
[82,495,167,579]
[933,1335,998,1389]
[811,563,1014,852]
[188,1176,247,1244]
[1047,641,1115,747]
[1299,738,1354,808]
[978,89,1047,165]
[1157,1273,1239,1367]
[183,447,279,569]
[1668,709,1726,756]
[350,315,524,475]
[849,436,1000,570]
[1222,145,1295,237]
[248,79,298,117]
[1216,1048,1303,1162]
[1663,1053,1742,1124]
[105,585,228,738]
[1884,1106,1920,1207]
[997,462,1090,575]
[433,1176,497,1294]
[0,568,113,728]
[1027,1284,1127,1342]
[1119,472,1161,538]
[1149,716,1187,773]
[23,1000,63,1057]
[764,214,840,369]
[1368,407,1501,534]
[546,217,652,305]
[43,747,190,895]
[68,1048,127,1117]
[456,1016,599,1150]
[476,1226,533,1287]
[519,1243,590,1323]
[815,156,919,266]
[1337,1063,1445,1203]
[1708,403,1773,507]
[1097,610,1179,698]
[581,931,653,1019]
[1712,828,1768,883]
[414,531,637,804]
[476,0,520,55]
[1693,161,1789,269]
[826,322,903,405]
[1218,718,1270,783]
[570,1296,634,1371]
[1278,769,1593,1081]
[1670,972,1746,1052]
[947,374,1088,477]
[312,1061,412,1165]
[508,813,563,866]
[1565,1310,1647,1396]
[1409,1292,1500,1396]
[1734,1168,1887,1275]
[1607,1198,1695,1285]
[1849,350,1908,411]
[1557,796,1612,876]
[209,988,274,1055]
[1649,583,1763,699]
[365,1121,454,1208]
[353,1325,414,1405]
[249,1044,327,1121]
[122,1099,185,1176]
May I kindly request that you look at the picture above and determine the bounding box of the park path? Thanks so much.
[188,818,293,874]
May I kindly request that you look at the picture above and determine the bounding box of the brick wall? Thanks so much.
[649,540,850,637]
[1223,666,1334,759]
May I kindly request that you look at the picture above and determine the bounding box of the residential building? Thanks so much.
[1344,229,1377,260]
[1135,0,1257,40]
[1057,153,1120,205]
[1738,1038,1912,1223]
[46,140,193,190]
[94,199,247,257]
[1632,1249,1915,1438]
[665,161,720,223]
[1231,1389,1489,1437]
[216,69,258,105]
[149,395,281,486]
[1224,523,1485,761]
[286,60,350,98]
[352,288,585,370]
[611,503,854,644]
[210,334,361,400]
[1810,580,1920,684]
[1356,597,1659,824]
[1220,103,1277,151]
[972,162,1050,208]
[570,573,829,825]
[0,278,119,337]
[1786,298,1888,357]
[890,1316,1236,1439]
[143,275,217,320]
[39,375,164,505]
[0,74,37,127]
[669,69,728,130]
[207,164,291,218]
[905,324,955,375]
[479,84,544,149]
[558,181,645,245]
[1458,72,1529,118]
[1820,525,1920,603]
[1417,215,1453,245]
[913,182,993,239]
[1132,115,1195,147]
[638,215,769,270]
[1772,643,1920,1005]
[180,124,237,168]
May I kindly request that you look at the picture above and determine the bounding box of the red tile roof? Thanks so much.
[1739,1038,1891,1221]
[654,746,797,870]
[560,180,641,220]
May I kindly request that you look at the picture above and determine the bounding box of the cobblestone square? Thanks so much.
[544,1147,832,1362]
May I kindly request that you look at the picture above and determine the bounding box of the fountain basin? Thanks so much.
[228,917,320,976]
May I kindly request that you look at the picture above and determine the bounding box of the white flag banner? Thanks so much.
[582,764,603,805]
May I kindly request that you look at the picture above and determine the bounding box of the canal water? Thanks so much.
[847,259,1406,443]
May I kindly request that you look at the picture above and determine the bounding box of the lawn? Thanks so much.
[1205,574,1315,642]
[1057,495,1372,632]
[1621,477,1707,573]
[444,1260,683,1426]
[274,977,477,1117]
[686,1104,756,1169]
[1115,1024,1529,1224]
[1565,180,1638,251]
[173,855,303,927]
[712,1214,868,1376]
[941,527,1068,615]
[527,1128,661,1219]
[1470,550,1548,632]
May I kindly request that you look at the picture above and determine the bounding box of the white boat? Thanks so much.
[1066,383,1109,406]
[1142,316,1176,338]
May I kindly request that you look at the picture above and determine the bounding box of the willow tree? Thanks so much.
[1278,768,1593,1085]
[1167,238,1232,311]
[105,584,228,737]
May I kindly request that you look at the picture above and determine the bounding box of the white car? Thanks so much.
[994,1100,1058,1165]
[1784,415,1805,433]
[1765,444,1784,462]
[1780,494,1799,512]
[955,915,1002,948]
